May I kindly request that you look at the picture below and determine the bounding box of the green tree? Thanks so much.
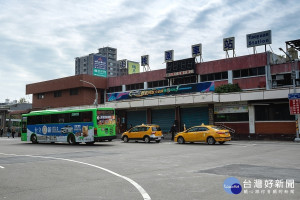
[18,97,27,103]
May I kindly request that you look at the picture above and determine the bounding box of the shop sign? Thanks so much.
[214,102,248,114]
[288,93,300,115]
[165,69,194,77]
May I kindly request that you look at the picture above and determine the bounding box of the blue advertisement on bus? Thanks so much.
[27,122,94,143]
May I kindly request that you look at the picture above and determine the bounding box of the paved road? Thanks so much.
[0,137,299,200]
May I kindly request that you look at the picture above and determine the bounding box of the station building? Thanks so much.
[26,50,300,139]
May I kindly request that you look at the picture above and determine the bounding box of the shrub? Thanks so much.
[214,83,242,93]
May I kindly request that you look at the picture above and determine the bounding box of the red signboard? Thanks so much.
[289,99,300,115]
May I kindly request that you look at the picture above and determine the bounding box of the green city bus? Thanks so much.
[21,107,116,144]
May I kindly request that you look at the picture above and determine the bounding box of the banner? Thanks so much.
[93,55,107,77]
[107,82,215,102]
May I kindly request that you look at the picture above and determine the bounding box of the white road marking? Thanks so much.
[0,153,151,200]
[0,166,4,169]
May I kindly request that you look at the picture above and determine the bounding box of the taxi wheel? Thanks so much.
[177,137,185,144]
[219,141,225,144]
[123,136,129,143]
[144,136,150,143]
[207,137,216,145]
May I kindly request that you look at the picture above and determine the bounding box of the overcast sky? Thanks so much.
[0,0,299,103]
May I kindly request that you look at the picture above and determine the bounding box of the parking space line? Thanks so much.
[0,153,151,200]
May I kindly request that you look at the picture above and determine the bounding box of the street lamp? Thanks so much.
[279,48,300,142]
[80,80,98,107]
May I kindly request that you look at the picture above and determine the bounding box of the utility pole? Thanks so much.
[80,80,98,107]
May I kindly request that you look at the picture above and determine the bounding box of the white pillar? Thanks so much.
[122,85,126,92]
[228,70,233,84]
[248,104,255,134]
[144,82,148,89]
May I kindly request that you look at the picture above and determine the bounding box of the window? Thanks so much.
[249,68,258,76]
[272,73,292,87]
[233,70,240,78]
[207,74,214,81]
[70,112,81,122]
[107,86,122,93]
[130,127,139,132]
[233,67,265,78]
[200,72,228,82]
[54,91,62,97]
[27,115,43,125]
[173,75,197,85]
[199,127,208,131]
[214,113,249,122]
[43,115,51,124]
[222,72,228,79]
[38,93,45,99]
[70,88,78,95]
[257,67,265,75]
[241,69,249,77]
[255,103,294,121]
[215,73,221,80]
[126,83,144,91]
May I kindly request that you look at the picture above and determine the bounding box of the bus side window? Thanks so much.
[82,111,92,122]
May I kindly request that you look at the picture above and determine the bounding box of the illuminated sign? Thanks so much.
[223,37,235,51]
[128,61,140,74]
[191,44,202,57]
[93,55,107,77]
[164,50,174,62]
[141,55,149,66]
[166,58,195,77]
[247,30,272,48]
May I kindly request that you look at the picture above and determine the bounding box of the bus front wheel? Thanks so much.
[67,134,76,145]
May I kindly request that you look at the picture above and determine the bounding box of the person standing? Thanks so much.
[0,127,3,137]
[11,127,15,138]
[170,124,177,141]
[7,127,11,138]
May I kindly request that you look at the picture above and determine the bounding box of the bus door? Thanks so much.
[21,117,27,141]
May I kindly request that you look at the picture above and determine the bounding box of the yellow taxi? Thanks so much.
[121,124,163,143]
[174,124,231,145]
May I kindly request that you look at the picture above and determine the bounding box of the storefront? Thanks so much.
[126,110,147,129]
[151,108,175,133]
[180,106,209,129]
